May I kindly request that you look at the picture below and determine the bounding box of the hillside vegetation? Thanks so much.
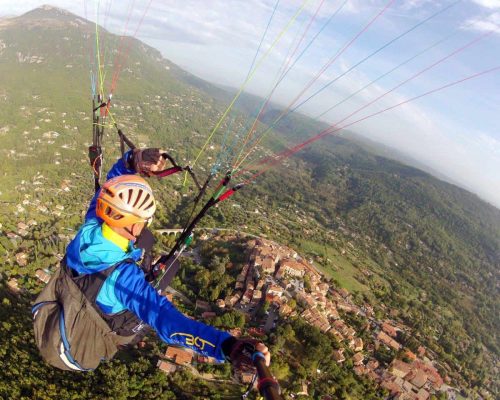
[0,6,498,399]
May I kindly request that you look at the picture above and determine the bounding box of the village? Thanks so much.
[152,235,450,400]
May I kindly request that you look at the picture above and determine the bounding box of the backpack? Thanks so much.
[32,259,143,371]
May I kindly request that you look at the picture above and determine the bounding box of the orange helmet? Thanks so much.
[96,175,156,228]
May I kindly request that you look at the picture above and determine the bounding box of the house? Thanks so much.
[266,294,282,305]
[353,337,363,352]
[416,388,430,400]
[215,299,225,309]
[344,327,356,340]
[157,360,177,374]
[239,370,256,384]
[389,359,413,378]
[15,252,28,267]
[377,330,402,351]
[279,304,293,316]
[253,289,262,300]
[352,352,364,366]
[296,382,309,396]
[332,320,348,335]
[407,370,428,389]
[267,285,284,297]
[235,281,245,290]
[317,282,329,294]
[226,294,240,307]
[17,222,29,231]
[366,359,380,371]
[296,292,317,308]
[261,256,276,274]
[337,301,360,315]
[412,360,443,390]
[380,378,403,397]
[195,300,211,312]
[278,258,305,278]
[241,289,253,304]
[201,311,216,319]
[248,327,265,337]
[326,305,340,320]
[382,322,399,338]
[332,349,345,363]
[7,278,21,294]
[35,269,51,284]
[197,355,216,364]
[165,347,193,365]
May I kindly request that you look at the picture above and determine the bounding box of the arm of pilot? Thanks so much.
[113,263,232,362]
[85,151,135,221]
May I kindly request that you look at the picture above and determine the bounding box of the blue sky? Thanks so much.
[1,0,499,207]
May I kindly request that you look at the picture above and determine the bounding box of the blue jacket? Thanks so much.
[65,155,231,362]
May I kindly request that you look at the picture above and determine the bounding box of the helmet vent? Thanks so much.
[132,190,143,207]
[138,192,151,209]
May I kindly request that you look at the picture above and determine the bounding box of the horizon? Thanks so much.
[1,0,499,209]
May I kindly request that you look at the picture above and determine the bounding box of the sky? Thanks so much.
[0,0,499,208]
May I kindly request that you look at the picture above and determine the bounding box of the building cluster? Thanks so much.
[374,358,444,400]
[152,235,447,398]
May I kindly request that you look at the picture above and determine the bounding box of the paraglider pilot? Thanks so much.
[50,148,270,370]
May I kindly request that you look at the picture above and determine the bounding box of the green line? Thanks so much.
[184,0,312,185]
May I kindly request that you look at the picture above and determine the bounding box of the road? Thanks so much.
[263,307,278,333]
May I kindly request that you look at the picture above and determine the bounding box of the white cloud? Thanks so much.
[471,0,500,10]
[464,11,500,33]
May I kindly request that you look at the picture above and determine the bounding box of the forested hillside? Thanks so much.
[0,6,498,399]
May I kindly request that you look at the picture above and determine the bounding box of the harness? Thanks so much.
[66,259,145,338]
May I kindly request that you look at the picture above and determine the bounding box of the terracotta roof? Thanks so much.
[262,257,275,272]
[390,359,412,378]
[157,360,177,373]
[332,349,345,362]
[409,370,428,389]
[378,330,402,350]
[382,322,399,338]
[165,347,193,365]
[352,352,364,365]
[195,300,211,311]
[381,379,403,396]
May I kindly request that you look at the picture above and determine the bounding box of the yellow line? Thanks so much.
[184,0,311,185]
[95,1,105,97]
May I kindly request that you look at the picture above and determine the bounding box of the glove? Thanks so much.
[131,148,167,176]
[222,337,270,370]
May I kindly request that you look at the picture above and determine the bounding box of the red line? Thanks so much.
[281,0,326,80]
[110,0,153,94]
[233,0,395,169]
[239,65,500,184]
[327,30,494,131]
[110,0,137,93]
[234,0,327,166]
[241,29,494,174]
